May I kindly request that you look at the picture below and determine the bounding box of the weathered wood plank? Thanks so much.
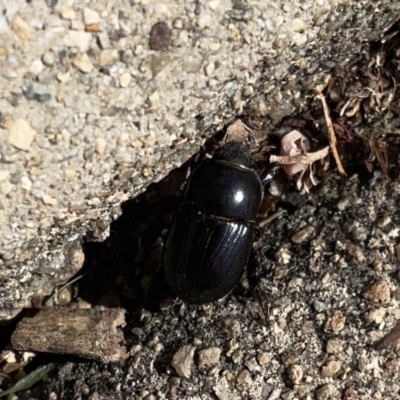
[11,307,127,363]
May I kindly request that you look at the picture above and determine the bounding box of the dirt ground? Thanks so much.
[3,20,400,400]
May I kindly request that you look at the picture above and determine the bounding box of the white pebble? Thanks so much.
[119,72,131,88]
[292,18,305,32]
[21,176,32,191]
[198,13,212,29]
[30,59,44,75]
[42,194,57,206]
[8,119,36,151]
[63,31,91,53]
[0,171,10,181]
[204,61,215,77]
[95,138,107,154]
[84,8,100,25]
[60,8,76,20]
[42,51,55,66]
[0,181,13,195]
[72,53,93,73]
[172,345,196,378]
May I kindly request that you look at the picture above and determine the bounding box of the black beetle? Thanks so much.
[164,141,278,304]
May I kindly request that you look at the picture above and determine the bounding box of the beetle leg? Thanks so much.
[247,249,270,324]
[261,163,281,186]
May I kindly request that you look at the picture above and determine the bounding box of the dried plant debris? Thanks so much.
[0,364,56,398]
[11,307,127,363]
[271,130,329,193]
[317,31,400,175]
[224,120,253,144]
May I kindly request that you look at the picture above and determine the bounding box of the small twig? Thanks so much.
[46,273,87,304]
[258,210,287,228]
[269,146,329,166]
[315,85,347,176]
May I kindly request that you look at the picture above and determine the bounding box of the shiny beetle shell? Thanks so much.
[164,142,263,304]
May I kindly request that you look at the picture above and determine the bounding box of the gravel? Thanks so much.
[0,0,398,355]
[20,162,400,399]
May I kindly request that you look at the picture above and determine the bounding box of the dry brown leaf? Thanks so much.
[224,120,252,144]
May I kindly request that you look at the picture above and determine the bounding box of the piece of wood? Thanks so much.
[315,85,347,176]
[11,307,127,363]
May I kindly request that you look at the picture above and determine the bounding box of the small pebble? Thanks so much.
[22,81,51,103]
[316,383,338,400]
[291,226,314,243]
[287,364,303,384]
[42,51,55,66]
[171,345,195,378]
[141,167,151,177]
[8,119,36,151]
[21,176,32,191]
[236,369,252,385]
[172,18,184,29]
[60,8,76,20]
[275,247,291,264]
[347,245,365,262]
[64,169,76,179]
[377,215,391,228]
[0,181,13,195]
[149,21,171,51]
[326,338,342,354]
[64,31,92,53]
[95,138,107,154]
[98,49,118,67]
[42,194,57,206]
[324,310,345,333]
[363,280,390,303]
[72,54,93,73]
[84,8,100,25]
[30,59,44,75]
[282,353,298,366]
[330,254,340,263]
[57,287,72,305]
[257,353,270,366]
[119,72,131,88]
[198,13,212,29]
[56,72,70,83]
[292,18,305,32]
[204,61,215,77]
[121,49,134,64]
[267,388,282,400]
[10,16,30,41]
[364,307,386,324]
[198,347,221,367]
[244,357,259,372]
[321,360,341,377]
[98,32,110,49]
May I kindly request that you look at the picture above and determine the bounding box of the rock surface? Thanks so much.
[0,0,398,321]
